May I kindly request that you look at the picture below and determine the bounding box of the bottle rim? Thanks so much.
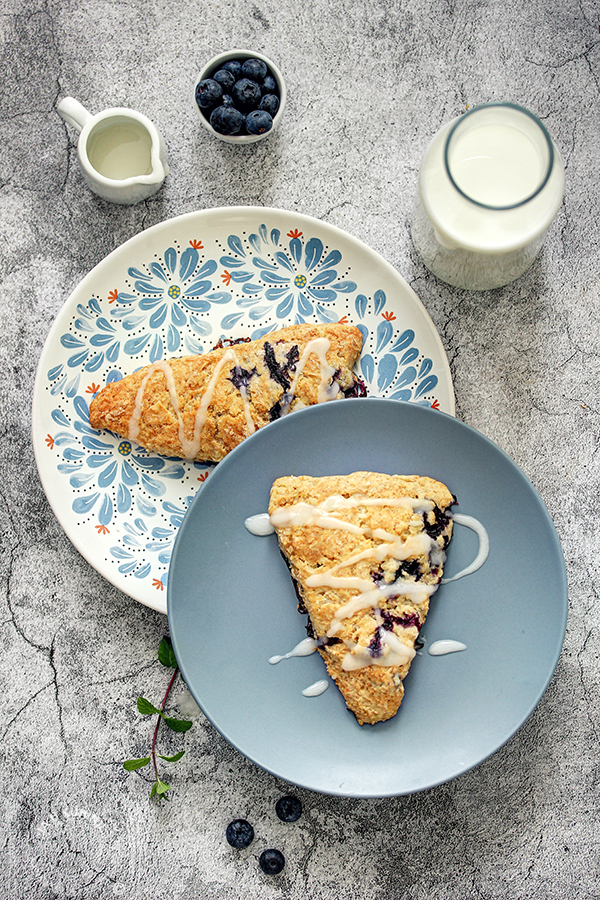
[443,102,555,211]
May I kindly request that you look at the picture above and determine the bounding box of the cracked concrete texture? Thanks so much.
[1,0,599,897]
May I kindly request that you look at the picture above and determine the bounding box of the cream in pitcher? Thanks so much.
[57,97,170,205]
[411,102,565,290]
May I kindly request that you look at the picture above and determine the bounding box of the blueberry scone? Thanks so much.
[89,323,364,463]
[268,471,456,725]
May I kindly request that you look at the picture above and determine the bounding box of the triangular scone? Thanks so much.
[89,323,363,463]
[268,472,456,725]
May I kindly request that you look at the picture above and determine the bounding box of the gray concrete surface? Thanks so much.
[2,0,599,896]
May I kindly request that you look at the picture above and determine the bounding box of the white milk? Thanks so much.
[87,120,153,180]
[448,122,546,208]
[411,103,565,289]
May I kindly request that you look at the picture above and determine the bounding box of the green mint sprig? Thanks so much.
[123,636,192,802]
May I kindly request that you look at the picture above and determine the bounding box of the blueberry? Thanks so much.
[222,59,242,79]
[210,105,244,135]
[261,75,277,95]
[343,375,368,397]
[226,819,254,849]
[241,58,268,82]
[213,68,236,92]
[245,109,273,135]
[275,795,302,822]
[259,93,280,117]
[232,77,262,111]
[259,848,285,875]
[195,78,223,110]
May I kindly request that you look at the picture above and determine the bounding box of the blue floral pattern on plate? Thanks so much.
[32,208,454,614]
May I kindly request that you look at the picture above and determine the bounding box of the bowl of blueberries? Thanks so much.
[195,50,286,144]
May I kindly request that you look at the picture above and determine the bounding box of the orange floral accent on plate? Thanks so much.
[338,315,349,324]
[287,229,302,239]
[46,434,54,450]
[431,399,440,410]
[221,270,232,286]
[190,239,204,249]
[198,472,210,482]
[382,310,396,321]
[108,289,118,303]
[95,524,110,535]
[86,383,101,395]
[153,579,165,590]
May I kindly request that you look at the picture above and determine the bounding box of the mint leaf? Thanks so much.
[158,636,178,669]
[157,751,185,763]
[125,638,193,803]
[163,716,193,733]
[123,756,151,771]
[150,778,171,802]
[137,696,160,716]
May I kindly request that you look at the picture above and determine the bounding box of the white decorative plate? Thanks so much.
[32,207,454,613]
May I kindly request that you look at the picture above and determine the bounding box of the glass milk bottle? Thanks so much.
[411,103,565,290]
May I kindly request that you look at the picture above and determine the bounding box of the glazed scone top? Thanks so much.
[89,323,363,463]
[269,472,456,724]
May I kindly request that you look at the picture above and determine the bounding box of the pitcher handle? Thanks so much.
[57,97,93,133]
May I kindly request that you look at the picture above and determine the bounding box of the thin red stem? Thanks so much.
[151,666,179,780]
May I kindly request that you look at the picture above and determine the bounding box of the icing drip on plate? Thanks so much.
[428,640,467,656]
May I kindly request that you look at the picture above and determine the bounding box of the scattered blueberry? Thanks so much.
[245,109,273,135]
[275,795,302,823]
[222,59,242,79]
[259,848,285,875]
[210,105,244,136]
[195,78,223,110]
[213,68,236,92]
[226,819,255,849]
[241,58,268,81]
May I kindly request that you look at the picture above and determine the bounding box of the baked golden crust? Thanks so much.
[89,323,363,463]
[268,472,455,725]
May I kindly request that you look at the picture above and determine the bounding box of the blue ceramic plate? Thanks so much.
[32,207,454,613]
[168,399,567,797]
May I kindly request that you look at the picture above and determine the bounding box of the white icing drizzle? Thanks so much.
[129,360,182,446]
[301,527,439,634]
[270,502,366,534]
[250,493,489,676]
[282,337,337,412]
[327,582,436,637]
[237,379,256,436]
[441,513,489,583]
[128,348,238,459]
[244,513,275,536]
[268,637,318,665]
[264,492,451,670]
[302,679,329,697]
[341,631,416,671]
[428,640,467,656]
[189,348,238,457]
[127,337,342,459]
[270,494,434,529]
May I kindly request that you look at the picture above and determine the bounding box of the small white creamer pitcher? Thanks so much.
[58,97,170,205]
